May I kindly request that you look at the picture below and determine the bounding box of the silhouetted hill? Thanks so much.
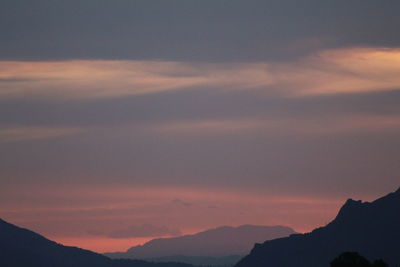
[235,188,400,267]
[105,225,295,266]
[0,218,192,267]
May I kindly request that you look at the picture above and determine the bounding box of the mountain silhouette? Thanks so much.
[105,225,295,266]
[0,218,192,267]
[235,187,400,267]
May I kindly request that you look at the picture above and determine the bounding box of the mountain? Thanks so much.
[105,225,295,266]
[0,218,192,267]
[235,188,400,267]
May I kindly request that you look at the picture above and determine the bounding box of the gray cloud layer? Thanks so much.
[1,0,400,61]
[1,86,399,196]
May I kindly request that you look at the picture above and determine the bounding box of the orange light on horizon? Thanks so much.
[0,184,352,253]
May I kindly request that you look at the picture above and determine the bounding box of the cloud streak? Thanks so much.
[107,224,181,238]
[0,126,85,143]
[1,48,400,100]
[141,114,400,136]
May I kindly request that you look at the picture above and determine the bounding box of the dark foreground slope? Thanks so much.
[235,188,400,267]
[0,218,192,267]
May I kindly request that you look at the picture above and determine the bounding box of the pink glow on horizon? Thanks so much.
[52,229,203,253]
[0,185,358,252]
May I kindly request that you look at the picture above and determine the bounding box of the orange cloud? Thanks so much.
[1,47,399,99]
[286,47,400,96]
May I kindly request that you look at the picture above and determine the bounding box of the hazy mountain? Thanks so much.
[105,225,295,265]
[235,187,400,267]
[0,218,192,267]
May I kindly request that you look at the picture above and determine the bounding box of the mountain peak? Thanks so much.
[344,198,362,205]
[235,187,400,267]
[333,198,364,222]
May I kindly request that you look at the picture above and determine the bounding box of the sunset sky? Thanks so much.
[1,0,399,253]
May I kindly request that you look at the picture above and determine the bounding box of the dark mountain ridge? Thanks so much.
[235,187,400,267]
[0,218,192,267]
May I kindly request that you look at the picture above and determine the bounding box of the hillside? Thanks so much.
[235,188,400,267]
[0,218,192,267]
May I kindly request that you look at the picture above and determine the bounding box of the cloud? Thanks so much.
[107,224,181,238]
[0,61,209,99]
[1,48,400,101]
[86,229,105,236]
[286,48,400,96]
[0,126,85,143]
[1,1,400,62]
[144,114,400,136]
[171,198,193,207]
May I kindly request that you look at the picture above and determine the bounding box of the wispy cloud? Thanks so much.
[1,48,399,100]
[143,114,400,136]
[285,48,400,97]
[107,224,181,238]
[171,198,193,207]
[0,126,85,143]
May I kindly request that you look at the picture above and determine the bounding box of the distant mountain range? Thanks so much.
[235,188,400,267]
[2,187,399,267]
[105,225,295,266]
[0,218,192,267]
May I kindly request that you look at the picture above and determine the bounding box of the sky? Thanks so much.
[1,0,400,253]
